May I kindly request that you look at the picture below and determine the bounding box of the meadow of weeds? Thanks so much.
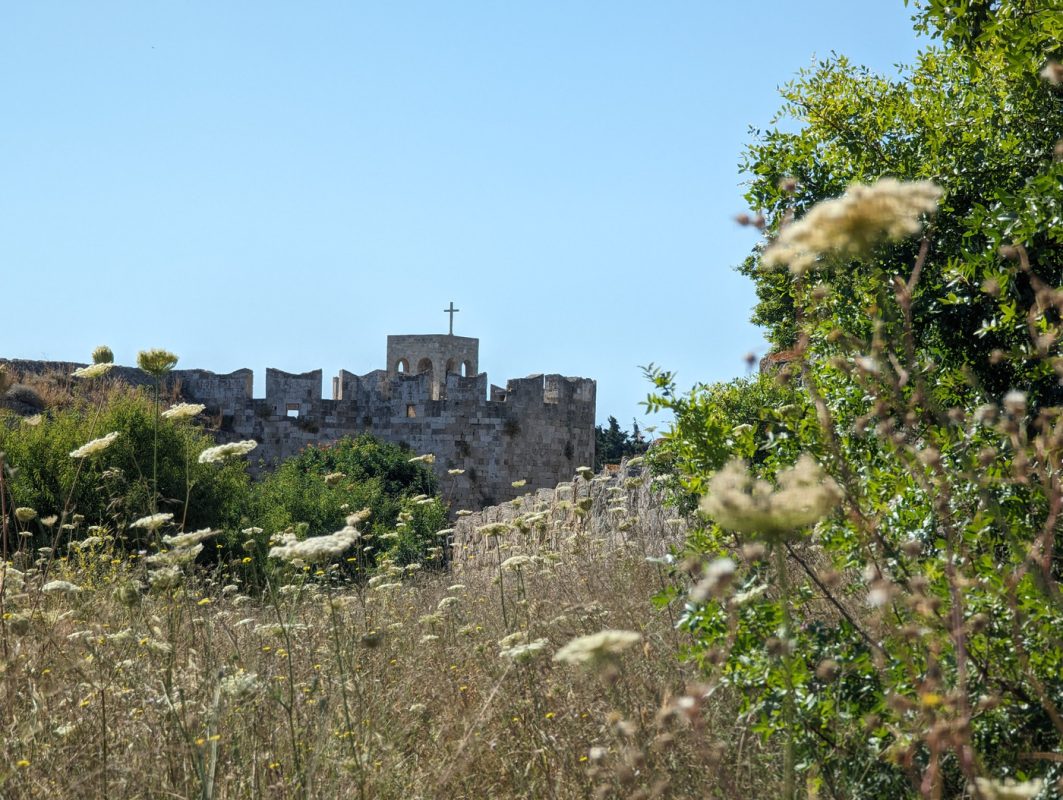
[0,463,773,799]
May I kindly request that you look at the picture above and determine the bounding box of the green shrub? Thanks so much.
[247,435,445,569]
[0,383,251,541]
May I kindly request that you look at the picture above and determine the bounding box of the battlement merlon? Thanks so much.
[495,374,596,409]
[265,368,322,417]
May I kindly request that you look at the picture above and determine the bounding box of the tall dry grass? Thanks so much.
[0,500,776,799]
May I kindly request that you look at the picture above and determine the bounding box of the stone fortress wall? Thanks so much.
[1,334,596,513]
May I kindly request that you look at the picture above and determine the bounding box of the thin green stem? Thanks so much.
[152,376,160,514]
[775,543,795,800]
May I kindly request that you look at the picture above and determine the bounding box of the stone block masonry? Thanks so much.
[1,333,595,514]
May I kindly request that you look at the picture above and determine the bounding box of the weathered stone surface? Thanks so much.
[450,457,690,572]
[1,333,595,513]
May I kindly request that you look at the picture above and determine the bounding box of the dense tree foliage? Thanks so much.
[649,4,1063,797]
[594,415,649,470]
[740,0,1061,404]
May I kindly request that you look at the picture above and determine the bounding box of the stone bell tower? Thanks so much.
[386,303,479,400]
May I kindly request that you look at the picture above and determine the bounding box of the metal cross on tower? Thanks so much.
[443,301,460,336]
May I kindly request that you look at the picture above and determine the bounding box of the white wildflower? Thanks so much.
[268,525,360,564]
[690,557,738,602]
[501,555,533,571]
[15,507,37,523]
[501,638,550,663]
[72,362,114,380]
[163,528,219,548]
[199,440,258,464]
[148,566,183,591]
[762,179,942,275]
[498,631,527,648]
[130,513,174,532]
[554,629,642,667]
[733,584,769,605]
[42,580,83,595]
[1002,390,1027,417]
[971,777,1044,800]
[448,468,465,475]
[69,431,120,459]
[437,596,461,611]
[408,453,435,464]
[699,455,842,541]
[161,403,205,421]
[220,670,261,701]
[145,543,202,566]
[0,566,26,594]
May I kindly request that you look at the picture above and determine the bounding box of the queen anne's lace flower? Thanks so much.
[199,440,258,464]
[161,403,205,421]
[69,432,120,459]
[501,638,550,663]
[699,455,842,541]
[501,555,533,570]
[137,348,178,377]
[971,777,1044,800]
[762,179,942,275]
[42,580,83,595]
[72,362,114,379]
[130,513,173,531]
[268,525,361,564]
[162,528,219,548]
[553,629,642,666]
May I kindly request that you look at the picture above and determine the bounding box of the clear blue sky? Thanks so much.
[2,2,923,428]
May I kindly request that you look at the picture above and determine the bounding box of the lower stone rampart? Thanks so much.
[450,457,691,573]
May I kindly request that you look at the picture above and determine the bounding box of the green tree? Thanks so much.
[650,5,1063,796]
[739,6,1061,404]
[594,415,649,470]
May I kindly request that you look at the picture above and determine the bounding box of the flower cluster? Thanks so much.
[69,431,120,459]
[162,528,219,548]
[130,513,174,532]
[699,454,842,541]
[268,524,361,564]
[91,345,114,364]
[762,178,942,275]
[72,362,114,380]
[553,629,642,667]
[136,348,179,377]
[500,637,550,663]
[198,440,258,464]
[161,402,205,421]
